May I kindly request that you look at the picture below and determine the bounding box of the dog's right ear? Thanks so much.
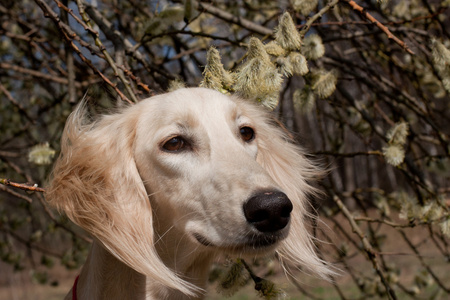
[45,102,198,296]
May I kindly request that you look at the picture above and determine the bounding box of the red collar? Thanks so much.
[72,275,80,300]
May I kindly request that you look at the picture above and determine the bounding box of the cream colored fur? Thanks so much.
[46,88,332,299]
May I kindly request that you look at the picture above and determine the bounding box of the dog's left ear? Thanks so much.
[46,103,198,295]
[253,114,333,279]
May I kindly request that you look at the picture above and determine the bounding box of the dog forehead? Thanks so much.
[144,88,240,126]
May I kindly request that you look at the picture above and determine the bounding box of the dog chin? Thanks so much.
[192,232,285,254]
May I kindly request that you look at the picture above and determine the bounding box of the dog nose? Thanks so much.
[243,191,293,232]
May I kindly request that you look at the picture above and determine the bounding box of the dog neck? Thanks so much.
[71,238,214,300]
[71,241,146,299]
[149,221,216,299]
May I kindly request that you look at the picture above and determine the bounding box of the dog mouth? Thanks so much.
[192,232,282,250]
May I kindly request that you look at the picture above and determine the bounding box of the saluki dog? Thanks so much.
[46,88,331,299]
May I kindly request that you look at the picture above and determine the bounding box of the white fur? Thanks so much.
[46,88,332,299]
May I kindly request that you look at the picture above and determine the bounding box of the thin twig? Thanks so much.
[299,6,447,32]
[3,161,93,244]
[81,0,175,86]
[333,195,397,300]
[119,66,152,94]
[33,0,133,104]
[0,83,35,123]
[197,2,272,36]
[354,215,450,228]
[0,178,45,193]
[300,0,340,38]
[71,0,139,103]
[315,150,383,157]
[341,0,415,55]
[0,184,34,203]
[0,224,64,258]
[0,62,98,88]
[141,29,242,45]
[398,230,450,293]
[60,0,77,103]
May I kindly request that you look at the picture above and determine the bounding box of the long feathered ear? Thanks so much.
[45,102,198,295]
[242,102,334,279]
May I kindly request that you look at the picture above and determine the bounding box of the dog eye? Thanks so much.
[240,126,255,142]
[162,137,186,152]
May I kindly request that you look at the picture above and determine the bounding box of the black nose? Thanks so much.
[243,191,293,232]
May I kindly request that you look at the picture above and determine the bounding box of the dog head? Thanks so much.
[46,88,331,295]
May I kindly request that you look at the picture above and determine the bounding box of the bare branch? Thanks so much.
[197,2,273,36]
[0,178,45,193]
[71,0,139,103]
[0,184,34,203]
[60,0,77,103]
[333,195,398,300]
[33,0,134,104]
[300,0,340,38]
[341,0,415,55]
[0,62,99,87]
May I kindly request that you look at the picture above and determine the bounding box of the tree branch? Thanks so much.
[80,0,176,87]
[60,0,77,103]
[71,0,139,103]
[197,2,272,36]
[300,0,340,38]
[333,195,398,300]
[0,184,34,203]
[0,178,45,193]
[0,62,99,88]
[33,0,134,104]
[341,0,415,55]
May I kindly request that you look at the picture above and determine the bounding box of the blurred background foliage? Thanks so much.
[0,0,449,299]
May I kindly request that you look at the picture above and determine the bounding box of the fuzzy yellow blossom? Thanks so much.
[311,69,337,98]
[247,37,271,61]
[234,38,283,109]
[420,201,443,222]
[274,12,302,51]
[290,0,318,16]
[264,41,286,57]
[431,38,450,92]
[200,71,222,91]
[301,34,325,60]
[440,218,450,237]
[293,86,315,114]
[431,38,450,67]
[167,79,186,92]
[289,52,309,75]
[28,142,55,165]
[277,57,293,77]
[383,122,409,166]
[183,0,195,22]
[216,260,249,297]
[382,144,405,167]
[200,47,234,90]
[255,278,287,300]
[397,191,419,220]
[386,122,409,145]
[234,57,282,108]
